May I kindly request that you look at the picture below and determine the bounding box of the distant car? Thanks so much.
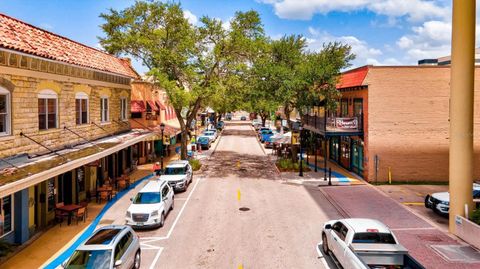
[161,160,193,192]
[425,183,480,215]
[251,119,261,126]
[259,129,274,143]
[205,128,219,139]
[203,130,216,142]
[62,225,141,269]
[225,113,232,120]
[197,136,211,149]
[125,179,174,228]
[216,121,225,129]
[240,116,247,121]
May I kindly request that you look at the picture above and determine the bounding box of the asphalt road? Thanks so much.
[135,121,342,269]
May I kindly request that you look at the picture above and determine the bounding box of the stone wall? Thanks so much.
[366,66,480,182]
[0,72,131,159]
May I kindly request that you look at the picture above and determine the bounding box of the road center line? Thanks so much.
[148,247,164,269]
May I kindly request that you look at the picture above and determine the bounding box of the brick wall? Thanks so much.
[0,72,131,159]
[366,66,480,182]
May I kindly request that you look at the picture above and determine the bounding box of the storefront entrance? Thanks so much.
[352,140,364,176]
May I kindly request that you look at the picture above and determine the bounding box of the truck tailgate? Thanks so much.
[350,243,408,266]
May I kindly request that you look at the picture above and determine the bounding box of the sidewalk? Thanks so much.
[277,155,363,186]
[319,184,480,268]
[0,155,178,269]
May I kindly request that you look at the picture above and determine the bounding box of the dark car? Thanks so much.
[240,116,247,121]
[216,121,225,130]
[197,136,211,149]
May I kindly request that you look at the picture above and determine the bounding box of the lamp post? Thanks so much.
[299,125,304,177]
[160,123,165,171]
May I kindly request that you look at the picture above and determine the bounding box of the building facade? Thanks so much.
[304,65,480,183]
[0,13,150,245]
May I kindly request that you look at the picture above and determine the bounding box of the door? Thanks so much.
[161,185,172,209]
[61,172,73,205]
[352,141,364,176]
[329,221,348,264]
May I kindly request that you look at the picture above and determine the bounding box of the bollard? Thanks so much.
[328,167,332,186]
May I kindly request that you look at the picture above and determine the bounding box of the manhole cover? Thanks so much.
[239,207,250,211]
[417,234,443,242]
[432,245,480,262]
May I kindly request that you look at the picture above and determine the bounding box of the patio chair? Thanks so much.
[74,207,86,224]
[79,201,89,218]
[54,203,68,226]
[98,191,109,203]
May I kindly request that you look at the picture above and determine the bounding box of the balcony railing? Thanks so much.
[303,115,363,133]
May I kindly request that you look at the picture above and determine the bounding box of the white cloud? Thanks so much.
[396,20,452,62]
[306,28,383,66]
[259,0,449,22]
[183,10,198,25]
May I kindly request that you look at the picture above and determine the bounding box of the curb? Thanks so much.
[43,173,153,269]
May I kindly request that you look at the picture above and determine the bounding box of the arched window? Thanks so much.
[75,92,89,125]
[38,89,58,130]
[0,86,11,135]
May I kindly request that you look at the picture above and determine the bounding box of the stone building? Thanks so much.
[303,65,480,183]
[0,13,150,244]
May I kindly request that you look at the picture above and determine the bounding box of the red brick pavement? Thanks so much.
[322,185,480,269]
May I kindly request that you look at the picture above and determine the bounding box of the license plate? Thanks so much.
[136,222,144,226]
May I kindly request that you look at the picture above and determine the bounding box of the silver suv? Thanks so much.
[62,225,141,269]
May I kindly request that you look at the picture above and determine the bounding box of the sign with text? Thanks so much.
[335,117,358,130]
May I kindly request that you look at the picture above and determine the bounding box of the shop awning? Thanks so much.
[146,100,159,111]
[156,101,167,110]
[131,100,146,113]
[0,131,154,197]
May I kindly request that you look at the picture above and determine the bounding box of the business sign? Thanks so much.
[335,117,358,130]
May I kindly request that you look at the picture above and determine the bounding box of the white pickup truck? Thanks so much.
[318,218,425,269]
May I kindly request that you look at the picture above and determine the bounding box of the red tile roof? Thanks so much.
[0,13,138,78]
[337,66,369,89]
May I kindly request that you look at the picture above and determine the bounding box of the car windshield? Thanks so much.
[165,167,186,175]
[132,192,160,204]
[64,249,112,269]
[198,137,209,143]
[352,232,397,244]
[204,132,214,136]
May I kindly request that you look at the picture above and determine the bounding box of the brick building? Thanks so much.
[0,13,150,245]
[304,65,480,183]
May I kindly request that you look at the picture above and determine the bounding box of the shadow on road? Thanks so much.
[201,150,280,180]
[220,129,255,137]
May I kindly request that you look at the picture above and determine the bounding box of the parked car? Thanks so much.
[253,123,262,131]
[260,129,274,143]
[319,218,424,269]
[197,136,211,149]
[225,113,232,120]
[203,130,216,142]
[251,119,261,126]
[425,183,480,215]
[216,121,225,130]
[125,179,174,228]
[205,128,219,138]
[62,225,141,269]
[240,116,247,120]
[161,160,193,192]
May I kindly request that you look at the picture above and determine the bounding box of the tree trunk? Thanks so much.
[284,103,292,130]
[180,130,188,160]
[260,113,267,127]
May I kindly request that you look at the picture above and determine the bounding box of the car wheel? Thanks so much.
[425,195,431,208]
[322,233,329,255]
[170,197,174,211]
[159,212,165,227]
[133,250,141,269]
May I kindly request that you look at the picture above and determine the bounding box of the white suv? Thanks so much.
[126,179,174,228]
[160,160,193,192]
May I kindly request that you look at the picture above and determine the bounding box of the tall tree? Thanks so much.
[99,1,264,159]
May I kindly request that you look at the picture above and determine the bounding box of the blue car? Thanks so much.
[197,136,211,150]
[260,130,274,143]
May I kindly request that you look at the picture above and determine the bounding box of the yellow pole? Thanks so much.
[388,167,392,184]
[449,0,475,234]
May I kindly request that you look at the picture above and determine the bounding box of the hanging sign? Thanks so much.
[291,132,300,145]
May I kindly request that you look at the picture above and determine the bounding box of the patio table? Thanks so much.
[56,204,82,225]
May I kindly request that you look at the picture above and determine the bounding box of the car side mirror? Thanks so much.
[114,260,123,267]
[325,224,332,230]
[130,197,133,201]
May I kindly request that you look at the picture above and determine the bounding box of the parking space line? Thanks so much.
[140,176,203,241]
[148,247,164,269]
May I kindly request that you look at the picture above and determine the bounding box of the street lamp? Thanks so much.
[299,125,304,177]
[160,123,165,171]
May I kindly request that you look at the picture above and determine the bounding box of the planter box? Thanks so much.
[455,215,480,249]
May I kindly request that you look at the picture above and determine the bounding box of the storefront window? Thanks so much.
[77,167,85,192]
[47,178,55,212]
[0,195,13,237]
[341,99,348,117]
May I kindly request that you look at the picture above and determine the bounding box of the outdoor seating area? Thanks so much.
[54,202,87,226]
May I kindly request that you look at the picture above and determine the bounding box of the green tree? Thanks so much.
[99,1,264,159]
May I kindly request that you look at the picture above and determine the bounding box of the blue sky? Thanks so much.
[0,0,457,74]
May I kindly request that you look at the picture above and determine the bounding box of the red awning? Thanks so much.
[156,101,167,110]
[336,66,369,89]
[146,100,159,111]
[131,100,145,113]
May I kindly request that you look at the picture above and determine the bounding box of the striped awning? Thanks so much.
[156,101,167,110]
[146,100,159,111]
[131,100,145,113]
